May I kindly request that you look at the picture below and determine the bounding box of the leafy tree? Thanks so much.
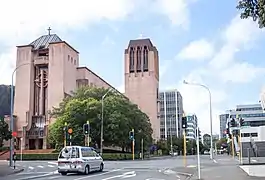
[156,136,205,155]
[216,138,228,149]
[0,118,12,147]
[48,87,153,152]
[203,134,211,150]
[237,0,265,28]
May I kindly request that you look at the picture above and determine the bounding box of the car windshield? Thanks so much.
[59,147,78,158]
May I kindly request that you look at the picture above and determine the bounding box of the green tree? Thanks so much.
[0,118,12,147]
[48,87,153,151]
[203,134,211,150]
[237,0,265,28]
[216,138,228,149]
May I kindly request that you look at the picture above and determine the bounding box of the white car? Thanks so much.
[58,146,104,176]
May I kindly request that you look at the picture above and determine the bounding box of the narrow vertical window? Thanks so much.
[129,47,135,73]
[143,46,148,72]
[136,46,141,72]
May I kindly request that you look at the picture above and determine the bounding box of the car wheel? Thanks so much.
[84,165,90,175]
[99,163,104,172]
[61,172,67,176]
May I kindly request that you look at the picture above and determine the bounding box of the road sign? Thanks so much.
[68,128,73,134]
[12,131,17,137]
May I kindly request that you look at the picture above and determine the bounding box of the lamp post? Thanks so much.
[9,63,30,166]
[183,80,213,160]
[100,88,112,156]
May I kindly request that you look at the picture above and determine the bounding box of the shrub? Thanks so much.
[10,153,139,161]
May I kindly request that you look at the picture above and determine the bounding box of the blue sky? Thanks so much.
[1,0,265,135]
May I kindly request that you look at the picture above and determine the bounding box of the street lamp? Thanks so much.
[183,80,213,160]
[100,88,113,156]
[9,63,30,166]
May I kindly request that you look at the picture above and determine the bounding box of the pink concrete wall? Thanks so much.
[124,47,160,140]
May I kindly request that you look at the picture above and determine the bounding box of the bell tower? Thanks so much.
[124,38,160,140]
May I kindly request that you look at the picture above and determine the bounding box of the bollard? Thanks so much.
[247,148,250,164]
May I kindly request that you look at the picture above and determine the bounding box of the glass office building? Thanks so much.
[159,90,184,139]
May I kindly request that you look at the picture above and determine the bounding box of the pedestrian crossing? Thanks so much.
[17,162,58,173]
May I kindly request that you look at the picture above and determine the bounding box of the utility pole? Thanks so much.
[141,138,144,160]
[170,117,173,155]
[129,129,135,160]
[196,126,201,179]
[63,122,68,147]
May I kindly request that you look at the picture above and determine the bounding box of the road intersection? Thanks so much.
[3,155,263,180]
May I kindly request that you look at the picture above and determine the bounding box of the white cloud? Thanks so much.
[101,36,115,46]
[174,15,265,135]
[0,0,194,85]
[175,70,227,134]
[219,62,265,83]
[153,0,197,29]
[209,15,264,83]
[177,39,214,61]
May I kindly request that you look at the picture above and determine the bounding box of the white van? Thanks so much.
[57,146,104,176]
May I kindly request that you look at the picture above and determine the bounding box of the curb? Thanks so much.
[8,168,25,176]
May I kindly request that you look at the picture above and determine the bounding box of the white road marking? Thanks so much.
[48,165,55,167]
[37,165,44,168]
[187,165,196,168]
[163,169,176,175]
[213,159,218,163]
[102,171,135,180]
[146,179,165,180]
[73,169,122,180]
[28,166,34,170]
[48,162,58,165]
[47,177,60,180]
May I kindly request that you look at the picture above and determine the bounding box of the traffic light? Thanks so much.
[129,130,134,140]
[83,124,90,135]
[182,116,187,129]
[226,128,229,134]
[230,118,236,127]
[239,118,245,127]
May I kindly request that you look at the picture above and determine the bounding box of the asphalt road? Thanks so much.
[5,154,262,180]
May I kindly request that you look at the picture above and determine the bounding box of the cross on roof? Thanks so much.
[47,27,52,35]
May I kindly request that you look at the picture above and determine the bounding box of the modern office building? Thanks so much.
[185,114,198,140]
[219,113,229,138]
[226,104,265,156]
[124,38,160,140]
[159,90,183,139]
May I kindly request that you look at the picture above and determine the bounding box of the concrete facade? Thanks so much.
[124,39,160,140]
[5,33,116,150]
[159,90,183,139]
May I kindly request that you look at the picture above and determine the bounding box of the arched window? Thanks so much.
[129,47,135,73]
[143,46,148,71]
[136,46,141,72]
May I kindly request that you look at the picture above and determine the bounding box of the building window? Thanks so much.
[68,55,70,61]
[74,59,76,65]
[136,46,141,72]
[129,47,135,73]
[143,46,148,72]
[71,57,73,63]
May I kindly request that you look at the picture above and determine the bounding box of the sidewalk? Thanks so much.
[190,165,264,180]
[0,161,24,177]
[240,165,265,177]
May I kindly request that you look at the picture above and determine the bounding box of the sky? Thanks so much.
[1,0,265,135]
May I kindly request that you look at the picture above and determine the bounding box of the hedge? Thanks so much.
[9,153,140,161]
